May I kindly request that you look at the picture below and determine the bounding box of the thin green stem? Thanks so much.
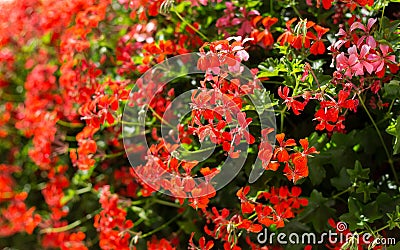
[270,0,274,16]
[141,212,183,238]
[264,80,285,85]
[331,186,353,200]
[280,106,287,133]
[154,198,182,208]
[291,1,302,18]
[131,197,181,208]
[307,62,321,91]
[387,99,395,116]
[375,224,389,233]
[76,185,93,195]
[40,209,100,234]
[148,106,175,129]
[63,135,77,141]
[172,9,208,41]
[102,151,125,160]
[132,218,145,227]
[248,213,257,220]
[121,120,161,127]
[379,0,387,33]
[178,144,221,155]
[131,200,147,206]
[57,119,84,128]
[358,93,399,185]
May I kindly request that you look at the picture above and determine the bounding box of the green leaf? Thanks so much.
[383,80,400,98]
[376,193,399,214]
[340,198,383,231]
[386,116,400,155]
[386,242,400,250]
[356,182,377,203]
[363,201,383,222]
[339,197,363,231]
[308,161,326,186]
[386,205,400,230]
[347,161,370,182]
[331,168,352,190]
[297,190,335,232]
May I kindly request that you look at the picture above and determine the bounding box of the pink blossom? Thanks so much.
[336,49,363,78]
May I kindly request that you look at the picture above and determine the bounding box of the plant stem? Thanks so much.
[121,120,161,127]
[291,1,303,18]
[386,99,395,116]
[102,151,125,160]
[307,62,321,91]
[40,209,100,234]
[141,212,183,238]
[57,119,84,128]
[131,200,147,206]
[270,0,274,16]
[358,93,399,185]
[63,135,77,141]
[331,186,352,200]
[375,224,389,233]
[280,106,287,133]
[154,198,182,208]
[148,106,175,129]
[379,0,387,33]
[172,9,209,41]
[76,185,93,195]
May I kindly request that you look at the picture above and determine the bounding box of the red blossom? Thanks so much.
[250,16,278,47]
[278,86,307,115]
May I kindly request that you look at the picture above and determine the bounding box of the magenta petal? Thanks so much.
[379,44,389,55]
[367,18,377,31]
[386,55,397,64]
[366,36,376,49]
[350,22,365,32]
[376,62,385,73]
[348,45,358,55]
[359,44,370,58]
[348,54,358,65]
[362,61,374,74]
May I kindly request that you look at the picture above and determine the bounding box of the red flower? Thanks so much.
[310,25,330,55]
[277,18,297,45]
[250,16,278,47]
[147,237,177,250]
[283,153,309,183]
[237,219,263,233]
[237,186,255,214]
[94,186,134,250]
[278,86,307,115]
[274,133,296,163]
[189,233,214,250]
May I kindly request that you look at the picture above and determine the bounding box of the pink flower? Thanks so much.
[336,49,363,78]
[369,44,398,77]
[358,44,374,74]
[350,18,377,49]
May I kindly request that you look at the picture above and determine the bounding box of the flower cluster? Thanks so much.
[94,186,134,249]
